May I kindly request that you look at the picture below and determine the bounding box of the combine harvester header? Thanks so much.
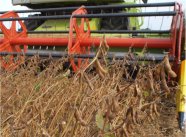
[0,1,185,130]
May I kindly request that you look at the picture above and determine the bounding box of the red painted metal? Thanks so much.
[83,37,172,48]
[171,11,178,56]
[177,4,183,63]
[0,4,184,71]
[0,11,27,70]
[68,6,91,71]
[170,2,183,63]
[9,37,172,48]
[169,2,184,75]
[10,38,69,46]
[0,38,3,44]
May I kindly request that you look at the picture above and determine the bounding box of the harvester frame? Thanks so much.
[0,1,185,130]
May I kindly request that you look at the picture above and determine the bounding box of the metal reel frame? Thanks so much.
[68,6,91,72]
[0,11,27,70]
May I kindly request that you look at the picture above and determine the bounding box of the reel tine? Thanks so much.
[147,16,150,30]
[160,16,164,32]
[53,46,56,51]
